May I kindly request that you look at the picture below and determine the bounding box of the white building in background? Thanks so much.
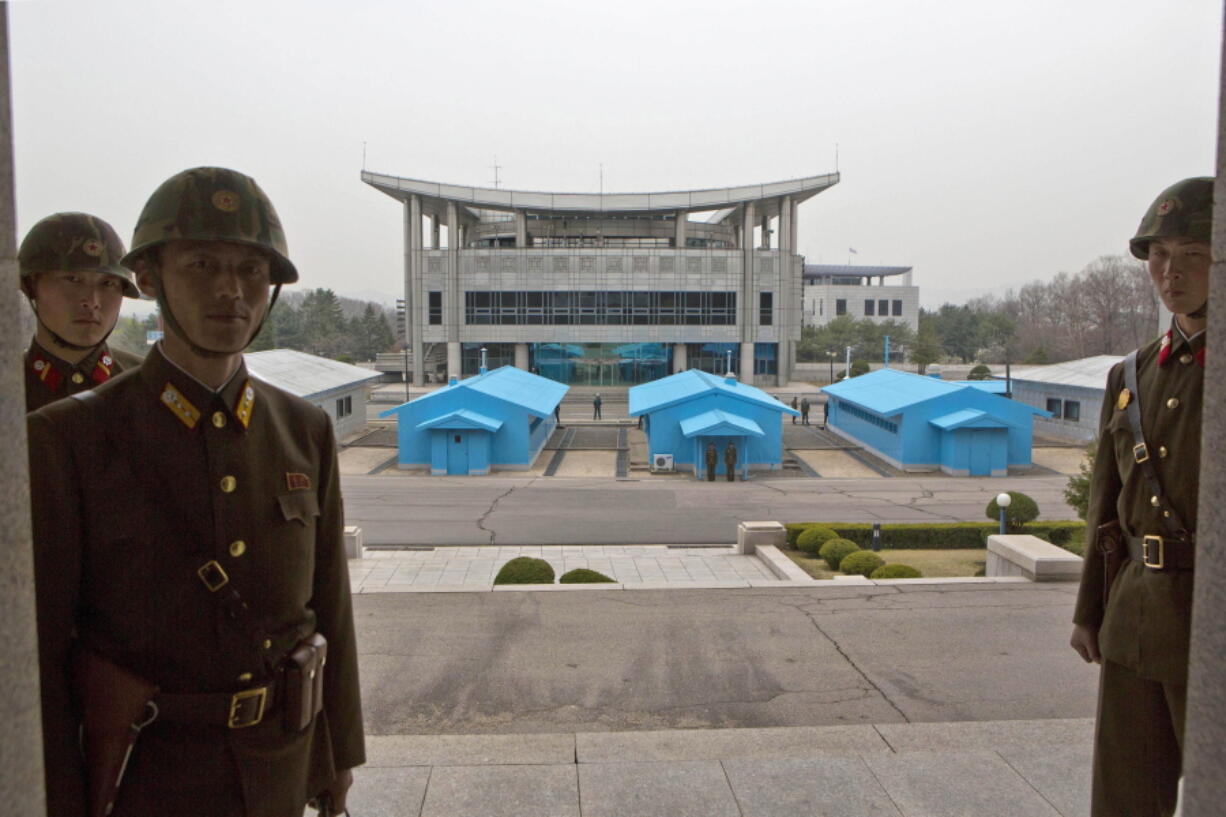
[995,355,1121,442]
[801,264,919,333]
[361,170,841,387]
[245,349,384,440]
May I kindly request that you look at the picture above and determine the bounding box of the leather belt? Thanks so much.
[155,680,279,729]
[1125,534,1195,571]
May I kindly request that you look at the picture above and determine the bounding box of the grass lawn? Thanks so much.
[783,547,988,580]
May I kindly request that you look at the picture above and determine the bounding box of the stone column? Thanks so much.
[742,201,756,345]
[0,7,47,812]
[739,341,755,384]
[514,343,529,370]
[1181,13,1226,814]
[673,343,687,373]
[430,215,440,249]
[446,201,460,354]
[446,341,461,380]
[515,211,527,248]
[407,195,424,386]
[760,215,770,249]
[674,211,687,248]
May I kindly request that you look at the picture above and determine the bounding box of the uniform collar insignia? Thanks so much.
[1157,330,1174,367]
[90,348,115,385]
[28,347,64,393]
[160,382,201,429]
[28,342,115,391]
[234,380,256,429]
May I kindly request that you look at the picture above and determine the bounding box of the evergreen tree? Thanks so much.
[298,288,347,357]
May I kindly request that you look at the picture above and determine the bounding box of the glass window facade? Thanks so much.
[465,290,736,326]
[429,291,442,325]
[892,299,903,316]
[460,343,517,376]
[759,292,773,326]
[836,299,847,316]
[530,342,672,385]
[864,299,875,316]
[1064,401,1081,421]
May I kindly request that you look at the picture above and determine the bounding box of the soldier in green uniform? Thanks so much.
[27,167,365,816]
[1070,177,1212,817]
[705,441,717,481]
[724,440,738,481]
[18,212,143,412]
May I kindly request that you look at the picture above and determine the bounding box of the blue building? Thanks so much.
[822,369,1049,476]
[629,370,799,479]
[380,366,568,475]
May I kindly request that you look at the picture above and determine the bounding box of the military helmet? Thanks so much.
[1130,177,1214,260]
[122,166,298,284]
[18,212,139,297]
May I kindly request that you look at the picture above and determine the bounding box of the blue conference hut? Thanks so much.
[380,365,568,475]
[822,369,1049,476]
[629,370,798,480]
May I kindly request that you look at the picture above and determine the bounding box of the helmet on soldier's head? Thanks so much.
[1130,177,1214,260]
[18,212,139,298]
[122,166,298,284]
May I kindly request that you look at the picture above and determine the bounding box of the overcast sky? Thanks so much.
[10,0,1223,316]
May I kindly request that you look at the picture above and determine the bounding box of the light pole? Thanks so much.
[395,298,409,402]
[828,349,835,383]
[844,345,852,380]
[996,492,1012,535]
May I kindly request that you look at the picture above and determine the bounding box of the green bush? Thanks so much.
[1063,437,1098,520]
[778,520,1085,550]
[871,563,923,579]
[834,361,871,380]
[559,568,616,584]
[785,523,811,547]
[985,491,1040,530]
[797,526,839,555]
[841,551,886,577]
[1022,521,1086,546]
[818,538,860,570]
[494,557,555,585]
[967,364,993,380]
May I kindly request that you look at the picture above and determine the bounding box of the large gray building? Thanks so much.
[361,171,839,386]
[802,264,919,333]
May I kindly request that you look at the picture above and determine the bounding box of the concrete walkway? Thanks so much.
[348,718,1092,816]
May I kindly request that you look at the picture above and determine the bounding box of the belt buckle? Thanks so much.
[228,686,267,729]
[197,560,229,592]
[1133,443,1150,464]
[1142,535,1165,569]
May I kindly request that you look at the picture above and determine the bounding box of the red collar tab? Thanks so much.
[1197,348,1207,368]
[29,348,64,393]
[1157,331,1173,367]
[90,351,115,385]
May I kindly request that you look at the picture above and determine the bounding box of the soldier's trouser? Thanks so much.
[1092,659,1186,817]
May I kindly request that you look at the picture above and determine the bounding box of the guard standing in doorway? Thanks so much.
[1069,177,1212,817]
[800,396,811,426]
[705,442,717,481]
[724,441,738,482]
[593,392,602,420]
[19,213,143,412]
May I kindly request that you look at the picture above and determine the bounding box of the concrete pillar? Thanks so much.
[514,343,529,370]
[430,214,440,249]
[0,8,48,812]
[674,211,687,248]
[446,341,461,380]
[779,197,792,253]
[446,201,460,346]
[1181,14,1226,814]
[760,215,770,249]
[673,343,687,373]
[515,211,527,247]
[739,341,755,384]
[407,195,424,387]
[742,201,756,344]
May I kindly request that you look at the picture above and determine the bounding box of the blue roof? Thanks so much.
[380,365,568,417]
[629,369,798,416]
[822,369,968,415]
[679,409,765,438]
[957,380,1008,394]
[930,409,1011,430]
[416,409,503,432]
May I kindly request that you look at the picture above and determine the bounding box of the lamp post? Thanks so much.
[996,492,1012,535]
[844,345,852,380]
[828,349,835,383]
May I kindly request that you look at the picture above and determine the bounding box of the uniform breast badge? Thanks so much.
[1117,388,1132,411]
[286,473,311,491]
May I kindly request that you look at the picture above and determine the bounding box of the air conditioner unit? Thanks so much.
[651,454,674,472]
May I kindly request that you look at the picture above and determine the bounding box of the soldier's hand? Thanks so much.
[310,767,354,814]
[1070,624,1101,664]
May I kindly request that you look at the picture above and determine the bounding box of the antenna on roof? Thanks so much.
[362,141,367,171]
[599,163,603,196]
[491,156,502,189]
[835,143,839,173]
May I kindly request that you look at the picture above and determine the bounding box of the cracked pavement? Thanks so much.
[354,582,1096,736]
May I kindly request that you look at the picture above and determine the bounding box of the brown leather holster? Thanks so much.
[282,632,327,732]
[72,648,160,817]
[1096,519,1126,607]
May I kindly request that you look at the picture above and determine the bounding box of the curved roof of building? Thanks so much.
[361,170,839,217]
[803,264,912,278]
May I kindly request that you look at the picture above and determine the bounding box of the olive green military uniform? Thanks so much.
[705,443,717,480]
[28,344,365,817]
[1074,177,1211,817]
[724,441,737,481]
[24,339,142,412]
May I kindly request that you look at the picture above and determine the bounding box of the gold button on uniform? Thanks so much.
[212,411,227,428]
[1167,398,1180,409]
[1151,495,1161,507]
[1180,353,1194,365]
[262,639,272,649]
[229,540,247,557]
[1159,446,1168,458]
[220,475,237,493]
[71,372,85,384]
[237,672,253,683]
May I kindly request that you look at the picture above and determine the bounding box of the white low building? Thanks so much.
[245,349,384,440]
[996,355,1122,442]
[801,264,919,333]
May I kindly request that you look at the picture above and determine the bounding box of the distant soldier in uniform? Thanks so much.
[19,212,143,412]
[800,396,811,426]
[822,398,830,429]
[1070,177,1212,817]
[724,441,738,481]
[593,392,602,420]
[790,395,798,424]
[705,442,717,481]
[28,167,365,817]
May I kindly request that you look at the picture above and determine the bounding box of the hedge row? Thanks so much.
[785,521,1085,550]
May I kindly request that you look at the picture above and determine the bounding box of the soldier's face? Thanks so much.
[1148,237,1211,316]
[141,239,271,355]
[32,269,125,347]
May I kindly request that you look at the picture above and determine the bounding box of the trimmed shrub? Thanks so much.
[776,520,1085,550]
[494,557,555,585]
[985,491,1040,530]
[818,538,860,570]
[967,364,993,380]
[834,361,871,380]
[559,568,616,584]
[841,551,886,577]
[797,525,839,556]
[785,523,811,548]
[871,564,923,579]
[1022,521,1086,547]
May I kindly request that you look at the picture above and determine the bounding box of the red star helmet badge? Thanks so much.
[1155,199,1176,216]
[81,238,103,257]
[212,190,240,213]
